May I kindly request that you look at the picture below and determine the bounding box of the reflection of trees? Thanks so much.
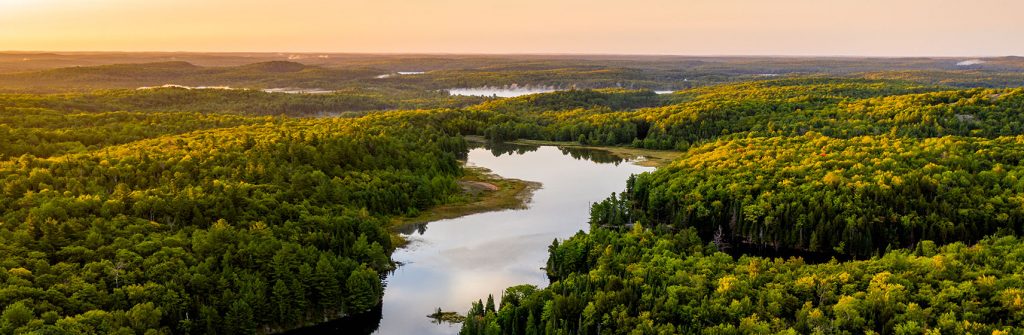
[558,147,624,165]
[482,142,540,156]
[395,222,429,235]
[282,302,382,335]
[478,141,628,165]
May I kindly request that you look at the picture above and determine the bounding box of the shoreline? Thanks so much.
[463,135,680,168]
[507,139,681,167]
[389,165,541,246]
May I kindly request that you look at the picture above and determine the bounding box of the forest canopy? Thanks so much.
[3,71,1024,334]
[0,108,467,334]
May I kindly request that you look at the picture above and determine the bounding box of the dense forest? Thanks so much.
[0,106,468,334]
[457,79,1024,334]
[3,55,1024,334]
[461,228,1024,334]
[0,87,485,117]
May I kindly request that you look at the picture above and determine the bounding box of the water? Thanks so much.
[262,88,336,94]
[134,85,336,94]
[290,143,653,334]
[447,85,560,97]
[136,84,236,90]
[376,71,425,79]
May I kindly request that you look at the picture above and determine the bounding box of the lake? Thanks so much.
[288,143,653,334]
[376,71,425,79]
[447,86,560,97]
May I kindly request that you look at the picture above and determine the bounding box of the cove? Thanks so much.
[287,142,653,334]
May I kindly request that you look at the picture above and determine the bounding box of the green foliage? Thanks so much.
[601,134,1024,256]
[0,109,466,334]
[0,107,258,158]
[472,79,1024,149]
[467,228,1024,335]
[1,301,34,332]
[472,89,664,114]
[462,78,1024,334]
[0,86,484,117]
[6,65,1024,335]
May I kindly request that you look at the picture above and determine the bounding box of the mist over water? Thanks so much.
[447,85,560,97]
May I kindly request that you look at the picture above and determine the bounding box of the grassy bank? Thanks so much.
[390,165,540,245]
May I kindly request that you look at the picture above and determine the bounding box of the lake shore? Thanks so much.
[509,139,681,167]
[389,165,541,246]
[464,135,680,168]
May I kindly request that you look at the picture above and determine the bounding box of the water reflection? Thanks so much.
[483,142,626,165]
[483,141,540,157]
[282,303,382,334]
[287,143,653,335]
[557,147,625,165]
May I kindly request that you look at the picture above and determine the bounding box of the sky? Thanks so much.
[1,0,1022,56]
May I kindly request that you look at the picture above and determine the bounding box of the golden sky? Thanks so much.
[1,0,1022,56]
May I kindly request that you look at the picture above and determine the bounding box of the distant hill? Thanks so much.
[238,60,309,73]
[0,61,380,92]
[3,53,1024,93]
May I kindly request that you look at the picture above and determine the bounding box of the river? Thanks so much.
[289,143,653,334]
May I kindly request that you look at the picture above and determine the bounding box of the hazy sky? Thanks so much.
[1,0,1022,56]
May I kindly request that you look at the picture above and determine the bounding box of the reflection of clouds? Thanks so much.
[374,145,655,334]
[439,233,550,271]
[447,267,547,308]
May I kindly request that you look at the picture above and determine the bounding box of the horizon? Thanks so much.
[2,50,1021,59]
[3,0,1023,57]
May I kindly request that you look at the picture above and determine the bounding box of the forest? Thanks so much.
[456,80,1024,334]
[0,105,468,333]
[2,55,1024,334]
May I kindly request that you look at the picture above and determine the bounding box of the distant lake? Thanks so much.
[655,90,674,94]
[447,85,560,98]
[287,142,653,335]
[376,71,425,79]
[262,88,335,94]
[137,84,235,90]
[136,85,336,94]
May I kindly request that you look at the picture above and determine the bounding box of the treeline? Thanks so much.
[462,226,1024,335]
[473,79,1024,149]
[0,108,260,158]
[0,87,485,117]
[471,89,663,114]
[0,111,467,334]
[0,61,381,92]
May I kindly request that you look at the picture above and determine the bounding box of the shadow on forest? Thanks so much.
[280,303,383,335]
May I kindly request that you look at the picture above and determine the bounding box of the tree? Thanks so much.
[1,301,33,332]
[345,265,382,313]
[127,302,163,333]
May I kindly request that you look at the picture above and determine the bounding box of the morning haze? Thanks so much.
[2,0,1022,56]
[3,2,1024,335]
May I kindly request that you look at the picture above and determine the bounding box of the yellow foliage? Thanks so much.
[717,275,738,294]
[8,267,32,277]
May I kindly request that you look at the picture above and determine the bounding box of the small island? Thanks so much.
[428,308,466,324]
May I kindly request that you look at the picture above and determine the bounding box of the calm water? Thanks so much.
[376,71,425,79]
[290,143,653,334]
[448,86,560,97]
